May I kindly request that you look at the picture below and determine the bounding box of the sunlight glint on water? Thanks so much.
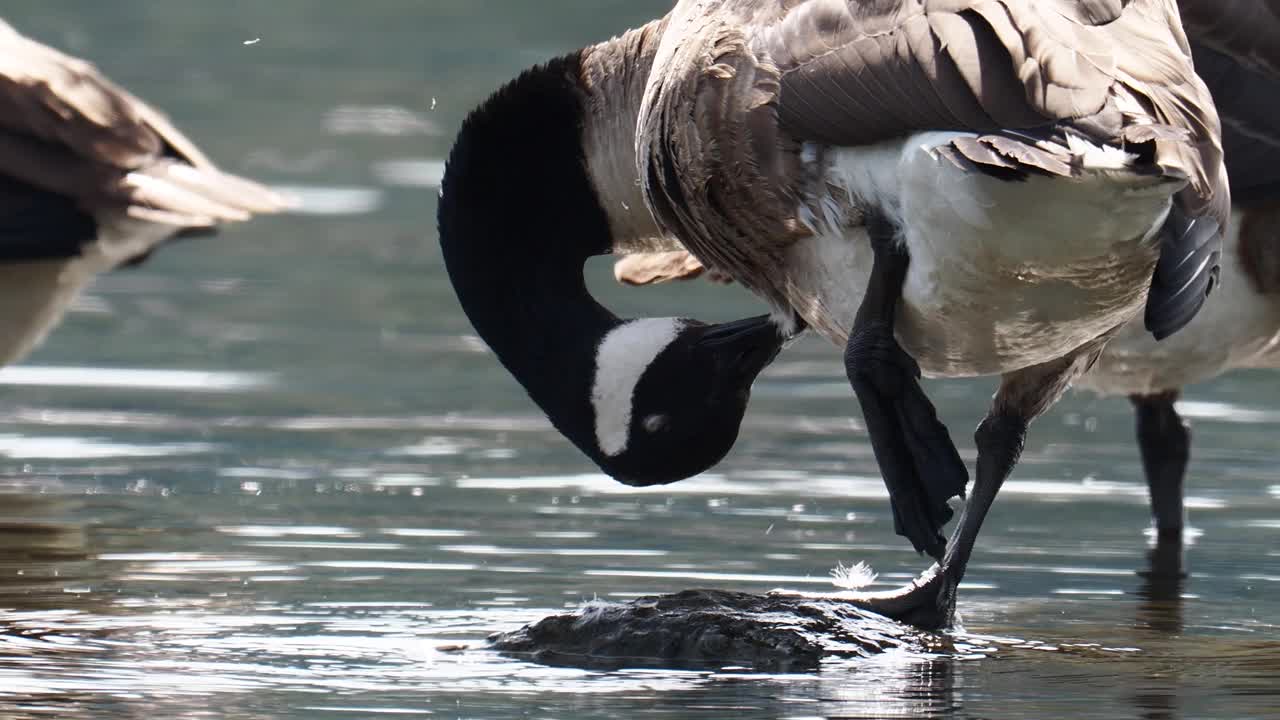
[0,2,1275,718]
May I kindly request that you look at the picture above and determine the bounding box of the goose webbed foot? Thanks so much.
[845,214,967,560]
[836,411,1029,631]
[846,562,957,631]
[841,351,1099,631]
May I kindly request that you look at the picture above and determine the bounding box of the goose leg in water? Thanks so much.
[843,214,968,561]
[1131,392,1189,535]
[845,343,1109,630]
[1131,391,1189,578]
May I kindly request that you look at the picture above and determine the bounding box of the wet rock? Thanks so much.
[489,589,945,672]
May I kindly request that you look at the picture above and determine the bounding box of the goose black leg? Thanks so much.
[829,344,1106,630]
[1136,540,1186,634]
[1130,391,1189,539]
[844,213,968,561]
[934,349,1105,627]
[1131,390,1189,578]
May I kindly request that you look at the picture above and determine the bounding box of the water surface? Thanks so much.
[0,3,1277,718]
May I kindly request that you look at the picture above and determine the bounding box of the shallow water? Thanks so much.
[1,3,1278,718]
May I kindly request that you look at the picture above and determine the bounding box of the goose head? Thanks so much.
[437,49,790,486]
[585,315,784,485]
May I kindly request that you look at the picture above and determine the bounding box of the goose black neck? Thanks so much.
[438,52,619,460]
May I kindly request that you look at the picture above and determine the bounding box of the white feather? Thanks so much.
[1066,131,1138,170]
[829,561,878,590]
[591,318,684,456]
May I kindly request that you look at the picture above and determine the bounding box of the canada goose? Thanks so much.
[1074,0,1280,566]
[440,1,1226,629]
[616,0,1279,578]
[0,19,288,367]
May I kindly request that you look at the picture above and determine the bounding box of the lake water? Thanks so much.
[1,3,1277,718]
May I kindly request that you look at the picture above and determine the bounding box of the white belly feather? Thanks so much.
[785,132,1181,378]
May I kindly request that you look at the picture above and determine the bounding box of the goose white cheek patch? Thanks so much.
[591,318,684,457]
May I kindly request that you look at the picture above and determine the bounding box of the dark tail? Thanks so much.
[1144,206,1221,341]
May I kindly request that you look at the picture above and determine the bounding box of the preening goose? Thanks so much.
[616,0,1280,581]
[0,19,288,366]
[1075,0,1280,569]
[440,1,1227,629]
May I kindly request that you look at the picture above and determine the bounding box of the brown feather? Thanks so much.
[613,250,709,285]
[636,0,1227,313]
[0,18,290,240]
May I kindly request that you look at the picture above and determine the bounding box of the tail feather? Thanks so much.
[1144,207,1221,341]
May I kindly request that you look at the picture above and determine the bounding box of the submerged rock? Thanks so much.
[489,589,945,672]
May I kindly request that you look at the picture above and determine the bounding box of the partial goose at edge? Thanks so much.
[618,0,1279,588]
[0,18,290,367]
[440,0,1227,630]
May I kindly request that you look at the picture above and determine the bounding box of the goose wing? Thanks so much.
[617,0,1280,288]
[0,20,287,260]
[638,0,1227,316]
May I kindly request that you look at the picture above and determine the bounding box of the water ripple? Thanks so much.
[0,367,271,392]
[0,435,216,459]
[269,184,383,215]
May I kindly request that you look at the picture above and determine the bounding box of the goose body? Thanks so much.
[634,0,1225,623]
[440,0,1228,628]
[784,133,1177,376]
[638,0,1226,347]
[613,2,1278,582]
[0,19,287,366]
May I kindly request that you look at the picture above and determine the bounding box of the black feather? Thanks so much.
[1144,206,1221,341]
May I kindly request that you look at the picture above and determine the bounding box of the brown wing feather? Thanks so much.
[638,0,1227,311]
[767,0,1222,213]
[0,21,161,168]
[0,19,289,233]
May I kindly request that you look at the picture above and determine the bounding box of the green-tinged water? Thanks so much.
[0,3,1277,718]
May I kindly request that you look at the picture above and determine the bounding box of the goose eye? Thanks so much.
[642,414,669,433]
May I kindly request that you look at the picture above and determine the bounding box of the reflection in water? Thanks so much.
[0,462,1272,718]
[0,493,97,611]
[803,656,962,719]
[0,382,1275,718]
[0,492,118,718]
[1132,536,1188,720]
[1135,536,1187,636]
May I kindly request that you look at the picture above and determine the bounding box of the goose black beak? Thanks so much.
[697,314,788,378]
